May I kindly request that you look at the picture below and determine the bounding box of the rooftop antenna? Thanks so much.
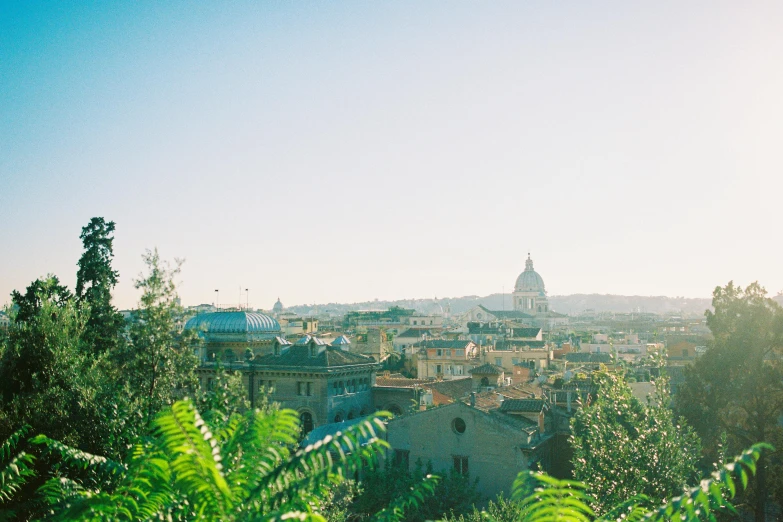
[246,288,249,310]
[215,289,219,310]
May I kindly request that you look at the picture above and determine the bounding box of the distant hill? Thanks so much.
[283,293,783,318]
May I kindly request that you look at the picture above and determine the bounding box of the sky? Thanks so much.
[2,1,783,311]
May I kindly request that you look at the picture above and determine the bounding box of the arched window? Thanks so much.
[387,404,403,416]
[347,411,355,420]
[300,412,314,435]
[480,376,490,387]
[334,413,344,423]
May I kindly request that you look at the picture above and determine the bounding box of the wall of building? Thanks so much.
[386,402,535,499]
[483,349,550,373]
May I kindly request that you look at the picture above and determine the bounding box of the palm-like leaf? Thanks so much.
[0,425,35,506]
[370,474,440,522]
[513,472,595,522]
[243,414,390,517]
[153,399,233,519]
[640,442,771,522]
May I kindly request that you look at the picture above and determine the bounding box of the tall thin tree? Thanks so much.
[75,217,124,354]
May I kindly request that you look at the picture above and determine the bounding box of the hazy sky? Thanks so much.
[2,2,782,311]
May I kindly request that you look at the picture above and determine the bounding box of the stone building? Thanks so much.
[385,400,553,499]
[414,340,480,380]
[249,335,380,432]
[513,254,549,315]
[185,310,283,362]
[187,312,380,433]
[469,363,505,391]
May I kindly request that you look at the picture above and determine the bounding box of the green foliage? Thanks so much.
[442,494,522,522]
[42,400,396,521]
[512,472,594,522]
[0,426,35,510]
[371,474,440,522]
[570,371,701,514]
[75,217,124,355]
[500,443,770,522]
[674,282,783,519]
[0,406,774,522]
[351,461,481,522]
[196,364,251,430]
[9,275,72,325]
[114,249,200,427]
[0,282,102,449]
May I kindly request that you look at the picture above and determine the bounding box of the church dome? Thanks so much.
[272,298,284,313]
[514,255,546,295]
[185,311,281,335]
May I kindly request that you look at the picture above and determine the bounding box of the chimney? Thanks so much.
[469,392,476,407]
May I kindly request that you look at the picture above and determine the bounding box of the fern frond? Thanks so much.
[36,476,90,508]
[513,471,595,522]
[153,398,232,519]
[370,474,440,522]
[0,426,35,506]
[641,442,772,522]
[223,409,300,501]
[30,435,125,482]
[0,453,35,504]
[596,494,651,522]
[246,415,389,515]
[0,426,31,466]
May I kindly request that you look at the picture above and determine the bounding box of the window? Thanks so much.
[206,378,215,390]
[298,382,313,396]
[259,380,275,394]
[452,417,466,434]
[682,349,688,358]
[455,365,463,375]
[394,449,410,469]
[436,364,442,374]
[495,358,502,366]
[436,349,442,357]
[453,455,469,476]
[512,358,519,365]
[456,349,464,357]
[413,320,417,325]
[332,381,340,395]
[300,412,314,435]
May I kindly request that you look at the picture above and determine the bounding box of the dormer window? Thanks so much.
[310,344,317,357]
[274,343,281,356]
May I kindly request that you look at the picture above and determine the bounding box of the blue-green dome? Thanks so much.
[185,311,281,335]
[515,255,546,295]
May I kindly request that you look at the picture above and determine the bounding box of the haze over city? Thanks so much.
[3,1,783,310]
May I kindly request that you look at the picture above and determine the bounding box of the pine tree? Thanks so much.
[75,217,124,354]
